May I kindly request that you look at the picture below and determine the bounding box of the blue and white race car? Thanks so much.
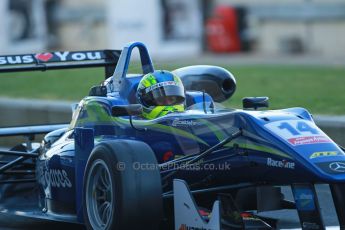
[0,42,344,230]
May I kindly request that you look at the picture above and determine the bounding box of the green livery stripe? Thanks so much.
[78,100,289,156]
[76,99,208,145]
[113,117,210,146]
[245,143,291,159]
[225,139,291,159]
[78,116,210,146]
[151,123,210,146]
[198,119,227,141]
[143,105,184,119]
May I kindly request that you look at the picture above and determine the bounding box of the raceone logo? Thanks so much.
[267,158,295,169]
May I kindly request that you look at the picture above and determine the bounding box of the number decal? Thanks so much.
[278,121,319,136]
[278,122,300,135]
[265,120,330,146]
[296,121,318,134]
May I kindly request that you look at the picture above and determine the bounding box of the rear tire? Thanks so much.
[83,140,162,230]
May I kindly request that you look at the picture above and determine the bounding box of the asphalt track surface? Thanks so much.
[0,184,340,230]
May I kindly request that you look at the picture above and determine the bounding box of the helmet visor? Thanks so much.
[142,85,185,106]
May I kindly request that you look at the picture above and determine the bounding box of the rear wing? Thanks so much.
[0,49,121,79]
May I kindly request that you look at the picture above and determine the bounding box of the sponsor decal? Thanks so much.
[35,53,53,62]
[163,151,174,162]
[316,161,345,174]
[294,188,315,211]
[302,222,320,229]
[178,224,212,230]
[37,165,72,188]
[0,55,36,65]
[288,136,331,146]
[309,151,338,159]
[172,118,199,127]
[145,81,177,93]
[0,51,102,65]
[266,158,295,169]
[329,162,345,173]
[265,120,331,146]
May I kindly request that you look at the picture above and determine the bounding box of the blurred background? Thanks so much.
[1,0,345,58]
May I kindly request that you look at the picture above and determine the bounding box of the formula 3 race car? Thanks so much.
[0,42,344,230]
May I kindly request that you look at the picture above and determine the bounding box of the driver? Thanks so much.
[137,70,185,119]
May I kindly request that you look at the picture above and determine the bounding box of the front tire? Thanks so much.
[83,140,162,230]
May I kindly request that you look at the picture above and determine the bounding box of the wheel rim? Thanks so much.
[86,159,114,230]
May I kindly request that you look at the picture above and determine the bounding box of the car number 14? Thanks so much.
[278,121,318,136]
[265,120,331,146]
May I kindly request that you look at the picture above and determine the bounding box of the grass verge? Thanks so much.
[0,64,344,115]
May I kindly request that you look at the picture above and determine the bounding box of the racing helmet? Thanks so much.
[137,70,185,119]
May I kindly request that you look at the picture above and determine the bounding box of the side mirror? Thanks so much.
[89,85,107,97]
[242,97,269,110]
[112,104,143,117]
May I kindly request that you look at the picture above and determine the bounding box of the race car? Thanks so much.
[0,41,344,230]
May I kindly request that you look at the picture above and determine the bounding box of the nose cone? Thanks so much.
[262,118,345,182]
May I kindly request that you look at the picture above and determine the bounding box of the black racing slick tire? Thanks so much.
[83,140,162,230]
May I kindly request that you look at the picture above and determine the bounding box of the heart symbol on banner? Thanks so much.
[35,53,53,62]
